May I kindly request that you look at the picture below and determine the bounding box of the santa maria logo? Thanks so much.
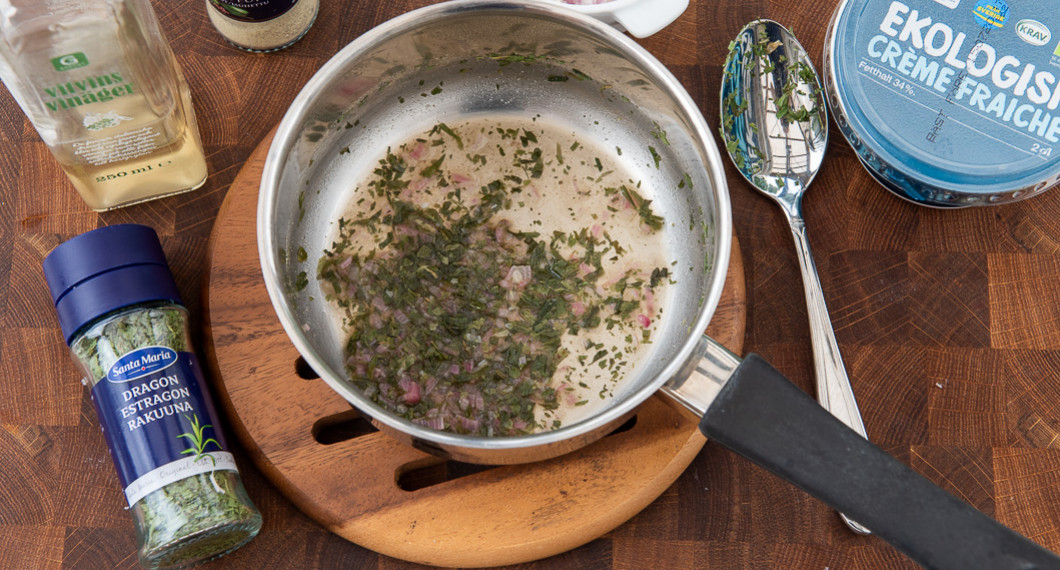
[107,346,178,383]
[1015,19,1051,46]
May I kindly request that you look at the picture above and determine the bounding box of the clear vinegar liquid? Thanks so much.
[51,84,208,211]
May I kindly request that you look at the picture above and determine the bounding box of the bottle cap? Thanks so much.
[42,224,182,344]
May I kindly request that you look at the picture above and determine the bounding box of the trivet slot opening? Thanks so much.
[312,409,379,444]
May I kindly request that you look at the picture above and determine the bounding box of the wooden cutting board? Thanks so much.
[201,130,747,568]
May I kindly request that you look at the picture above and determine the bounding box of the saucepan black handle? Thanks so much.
[699,354,1060,570]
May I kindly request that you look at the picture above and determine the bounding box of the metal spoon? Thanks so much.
[719,19,872,536]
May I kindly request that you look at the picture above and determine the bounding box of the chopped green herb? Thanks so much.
[648,146,661,169]
[421,155,445,178]
[316,120,672,437]
[430,123,464,150]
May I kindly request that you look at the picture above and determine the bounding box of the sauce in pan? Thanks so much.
[318,118,673,436]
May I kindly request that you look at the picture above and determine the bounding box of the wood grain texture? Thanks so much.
[0,0,1058,568]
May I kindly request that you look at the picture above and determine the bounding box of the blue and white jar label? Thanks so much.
[92,351,234,506]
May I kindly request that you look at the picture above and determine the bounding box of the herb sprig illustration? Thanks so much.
[178,414,221,466]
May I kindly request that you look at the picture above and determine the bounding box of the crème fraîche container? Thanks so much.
[825,0,1060,207]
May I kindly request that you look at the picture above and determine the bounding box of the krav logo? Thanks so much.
[1016,19,1051,46]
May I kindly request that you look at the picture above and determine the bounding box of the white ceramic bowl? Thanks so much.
[545,0,689,37]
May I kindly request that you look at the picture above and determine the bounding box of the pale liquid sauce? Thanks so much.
[326,117,672,433]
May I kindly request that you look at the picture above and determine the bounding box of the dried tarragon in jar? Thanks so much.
[43,224,261,569]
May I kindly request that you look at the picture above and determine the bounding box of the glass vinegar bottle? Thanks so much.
[0,0,208,211]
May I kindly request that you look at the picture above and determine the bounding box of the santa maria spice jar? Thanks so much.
[43,224,262,569]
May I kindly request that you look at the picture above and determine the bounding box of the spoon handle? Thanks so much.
[788,215,872,535]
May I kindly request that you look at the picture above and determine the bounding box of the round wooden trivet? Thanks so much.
[202,130,747,568]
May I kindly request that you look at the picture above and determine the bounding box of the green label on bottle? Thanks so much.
[52,52,89,72]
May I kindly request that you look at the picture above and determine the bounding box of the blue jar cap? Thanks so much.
[825,0,1060,206]
[42,224,182,344]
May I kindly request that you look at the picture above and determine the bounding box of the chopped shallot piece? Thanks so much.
[459,417,481,432]
[399,378,422,405]
[500,265,531,289]
[421,416,445,431]
[408,141,427,159]
[570,301,586,317]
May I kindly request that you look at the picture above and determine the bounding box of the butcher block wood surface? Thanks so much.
[1,0,1059,569]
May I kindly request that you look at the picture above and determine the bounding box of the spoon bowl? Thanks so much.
[720,19,871,535]
[721,19,826,217]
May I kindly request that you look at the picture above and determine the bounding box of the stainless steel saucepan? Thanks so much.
[257,2,1060,568]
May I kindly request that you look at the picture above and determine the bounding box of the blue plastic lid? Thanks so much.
[825,0,1060,206]
[42,224,182,344]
